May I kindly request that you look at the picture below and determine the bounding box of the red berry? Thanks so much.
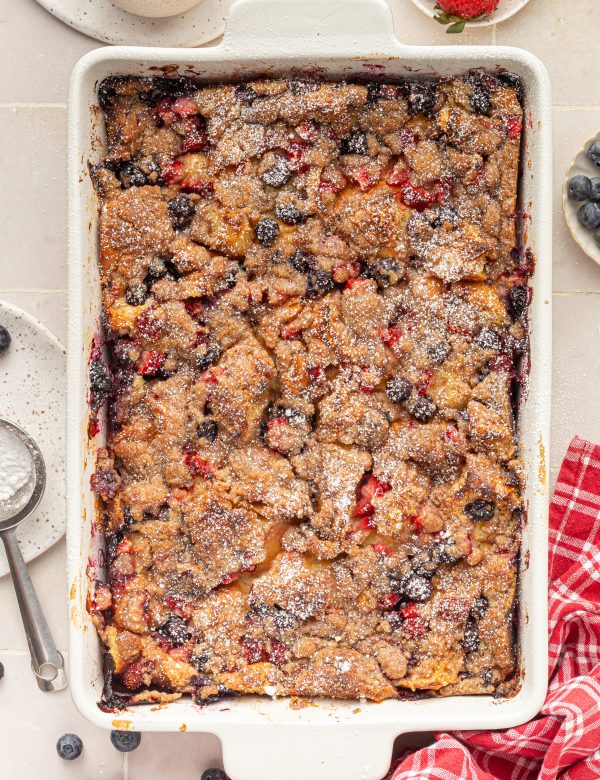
[135,307,163,342]
[506,115,523,141]
[172,96,197,116]
[372,543,391,556]
[241,638,267,664]
[138,350,164,377]
[380,593,401,610]
[184,452,214,479]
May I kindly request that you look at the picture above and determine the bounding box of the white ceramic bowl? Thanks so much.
[408,0,531,28]
[563,133,600,266]
[114,0,202,17]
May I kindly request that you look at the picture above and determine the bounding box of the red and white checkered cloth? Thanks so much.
[390,436,600,780]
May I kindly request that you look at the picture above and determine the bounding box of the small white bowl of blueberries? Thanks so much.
[564,138,600,264]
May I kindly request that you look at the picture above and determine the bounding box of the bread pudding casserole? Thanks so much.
[88,72,528,707]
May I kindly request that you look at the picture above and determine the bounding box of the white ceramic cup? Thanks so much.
[115,0,203,17]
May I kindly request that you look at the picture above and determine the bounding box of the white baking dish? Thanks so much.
[67,2,552,778]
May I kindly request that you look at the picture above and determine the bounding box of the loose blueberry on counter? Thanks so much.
[306,269,334,298]
[201,769,228,780]
[590,178,600,202]
[167,193,196,230]
[255,218,280,246]
[567,174,591,202]
[0,325,11,353]
[125,280,148,306]
[588,140,600,166]
[0,660,4,680]
[577,202,600,229]
[110,729,142,752]
[275,202,305,225]
[464,499,495,521]
[56,733,84,761]
[339,129,369,156]
[386,376,413,404]
[261,158,292,188]
[410,395,436,422]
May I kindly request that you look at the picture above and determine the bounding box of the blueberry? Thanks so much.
[56,733,83,761]
[465,72,492,115]
[117,161,149,189]
[190,653,209,671]
[509,285,528,318]
[386,376,412,404]
[275,202,305,224]
[496,72,523,103]
[158,615,191,646]
[464,499,495,521]
[462,619,480,653]
[475,327,502,351]
[366,82,383,104]
[568,175,591,202]
[125,281,148,306]
[408,83,438,118]
[306,269,334,298]
[255,218,280,246]
[234,84,260,104]
[339,130,369,156]
[167,194,196,230]
[428,342,451,365]
[410,395,436,422]
[201,769,228,780]
[0,661,3,679]
[196,343,221,372]
[595,226,600,247]
[590,178,600,202]
[0,325,11,353]
[110,730,142,752]
[370,258,404,288]
[198,419,218,442]
[431,205,459,228]
[399,573,432,602]
[288,248,313,274]
[470,594,489,621]
[587,140,600,166]
[261,159,292,188]
[577,202,600,229]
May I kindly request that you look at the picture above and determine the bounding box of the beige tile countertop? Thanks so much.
[1,0,600,777]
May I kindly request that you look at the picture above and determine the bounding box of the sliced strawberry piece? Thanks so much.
[417,370,432,396]
[386,168,410,187]
[180,179,214,196]
[185,298,204,319]
[359,383,375,394]
[408,514,424,533]
[184,451,214,479]
[138,350,165,377]
[349,165,378,192]
[135,307,163,342]
[401,602,419,620]
[344,277,369,291]
[359,515,377,531]
[506,115,523,141]
[372,543,391,557]
[122,660,147,690]
[379,593,401,611]
[396,127,419,152]
[161,158,183,185]
[154,97,176,125]
[285,140,309,172]
[116,536,133,556]
[354,497,376,519]
[163,596,194,620]
[179,116,208,153]
[307,365,324,382]
[91,581,112,612]
[318,178,345,195]
[296,120,319,141]
[267,640,288,667]
[360,475,391,502]
[241,637,267,664]
[402,616,428,638]
[172,96,197,116]
[378,326,402,347]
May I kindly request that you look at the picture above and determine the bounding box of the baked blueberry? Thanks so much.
[588,140,600,166]
[400,573,432,602]
[56,734,83,761]
[158,615,191,646]
[386,376,412,404]
[496,72,523,103]
[470,595,489,621]
[306,269,334,298]
[462,619,480,653]
[234,84,260,104]
[577,202,600,229]
[89,358,112,403]
[255,218,280,246]
[198,419,218,442]
[464,500,495,521]
[167,194,196,230]
[410,395,436,422]
[465,72,492,115]
[509,285,528,318]
[110,730,141,753]
[568,175,591,201]
[275,202,305,224]
[125,281,148,306]
[261,159,292,188]
[201,769,228,780]
[288,248,313,274]
[475,327,502,351]
[196,343,221,372]
[428,342,451,365]
[0,325,11,353]
[339,130,369,156]
[117,161,148,189]
[370,258,404,288]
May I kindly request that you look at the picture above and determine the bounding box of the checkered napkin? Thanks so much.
[389,436,600,780]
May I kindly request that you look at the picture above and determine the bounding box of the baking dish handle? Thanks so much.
[220,725,397,780]
[221,0,398,55]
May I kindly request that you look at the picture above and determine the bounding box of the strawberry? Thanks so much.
[184,452,214,479]
[434,0,500,33]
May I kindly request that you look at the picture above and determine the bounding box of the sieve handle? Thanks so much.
[2,527,68,692]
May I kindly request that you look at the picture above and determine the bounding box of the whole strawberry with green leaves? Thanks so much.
[434,0,500,33]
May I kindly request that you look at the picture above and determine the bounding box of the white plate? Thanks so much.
[563,133,600,266]
[34,0,232,46]
[408,0,531,28]
[0,302,66,578]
